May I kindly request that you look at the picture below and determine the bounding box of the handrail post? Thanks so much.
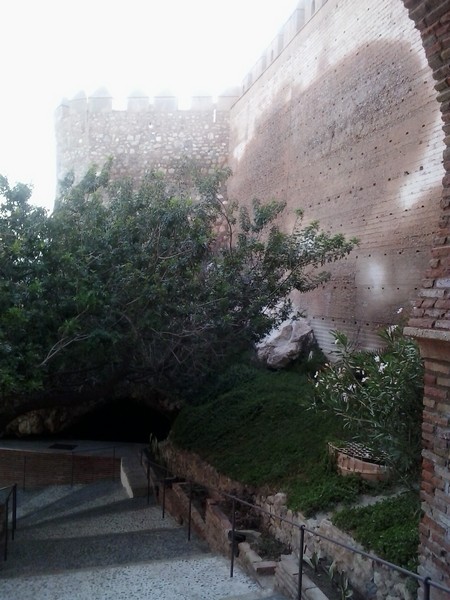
[188,481,193,541]
[162,477,167,519]
[22,456,26,491]
[423,576,431,600]
[230,497,236,578]
[298,525,305,600]
[71,451,75,487]
[12,484,17,540]
[147,461,151,506]
[112,447,116,481]
[4,497,9,561]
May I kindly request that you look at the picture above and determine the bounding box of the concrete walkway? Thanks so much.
[0,442,287,600]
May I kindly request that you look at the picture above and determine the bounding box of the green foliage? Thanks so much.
[311,327,423,481]
[0,175,50,397]
[332,492,420,570]
[0,162,356,418]
[303,549,322,573]
[287,472,375,517]
[170,366,375,515]
[328,567,353,600]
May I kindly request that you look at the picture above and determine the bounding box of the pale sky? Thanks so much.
[0,0,300,211]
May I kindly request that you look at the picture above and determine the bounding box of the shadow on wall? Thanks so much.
[229,37,442,351]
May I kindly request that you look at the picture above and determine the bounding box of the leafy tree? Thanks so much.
[0,163,357,430]
[0,176,50,398]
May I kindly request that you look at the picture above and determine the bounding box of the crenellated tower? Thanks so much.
[55,87,239,190]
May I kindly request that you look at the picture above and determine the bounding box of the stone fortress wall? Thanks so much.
[55,0,450,589]
[55,0,444,357]
[55,90,238,189]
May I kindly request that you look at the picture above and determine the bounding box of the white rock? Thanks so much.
[256,318,315,369]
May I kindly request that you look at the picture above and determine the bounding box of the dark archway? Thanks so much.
[63,400,172,443]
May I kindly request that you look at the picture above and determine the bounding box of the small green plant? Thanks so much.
[327,562,353,599]
[332,491,420,570]
[328,560,337,583]
[303,548,322,572]
[310,326,423,482]
[253,533,291,560]
[337,571,354,599]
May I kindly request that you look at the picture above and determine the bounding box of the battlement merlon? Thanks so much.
[55,87,241,120]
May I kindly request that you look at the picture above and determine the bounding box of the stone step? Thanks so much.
[0,450,287,600]
[218,591,288,600]
[2,526,210,578]
[16,485,83,522]
[18,498,176,541]
[275,555,330,600]
[0,554,264,600]
[16,481,128,527]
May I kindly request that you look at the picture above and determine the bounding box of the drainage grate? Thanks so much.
[48,443,77,451]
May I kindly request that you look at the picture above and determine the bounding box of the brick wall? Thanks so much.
[0,449,120,489]
[228,0,443,356]
[228,0,450,585]
[399,0,450,594]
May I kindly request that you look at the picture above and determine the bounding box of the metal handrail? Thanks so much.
[141,452,450,600]
[0,484,17,561]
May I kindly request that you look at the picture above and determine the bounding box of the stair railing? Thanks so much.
[141,451,450,600]
[0,484,17,561]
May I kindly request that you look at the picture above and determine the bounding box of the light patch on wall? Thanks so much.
[233,141,247,162]
[364,261,385,288]
[397,112,443,210]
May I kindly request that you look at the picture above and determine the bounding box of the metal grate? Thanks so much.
[336,442,387,465]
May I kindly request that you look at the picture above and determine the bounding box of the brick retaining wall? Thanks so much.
[0,449,120,489]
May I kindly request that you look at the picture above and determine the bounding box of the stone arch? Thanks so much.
[401,0,450,591]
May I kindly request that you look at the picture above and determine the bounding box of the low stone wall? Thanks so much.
[258,493,415,600]
[158,441,253,497]
[160,442,417,600]
[147,462,233,555]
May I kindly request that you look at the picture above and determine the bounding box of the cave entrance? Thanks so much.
[63,400,172,443]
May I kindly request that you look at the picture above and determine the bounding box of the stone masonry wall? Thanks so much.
[55,92,234,190]
[228,0,444,356]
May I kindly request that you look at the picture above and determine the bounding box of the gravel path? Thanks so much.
[0,481,272,600]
